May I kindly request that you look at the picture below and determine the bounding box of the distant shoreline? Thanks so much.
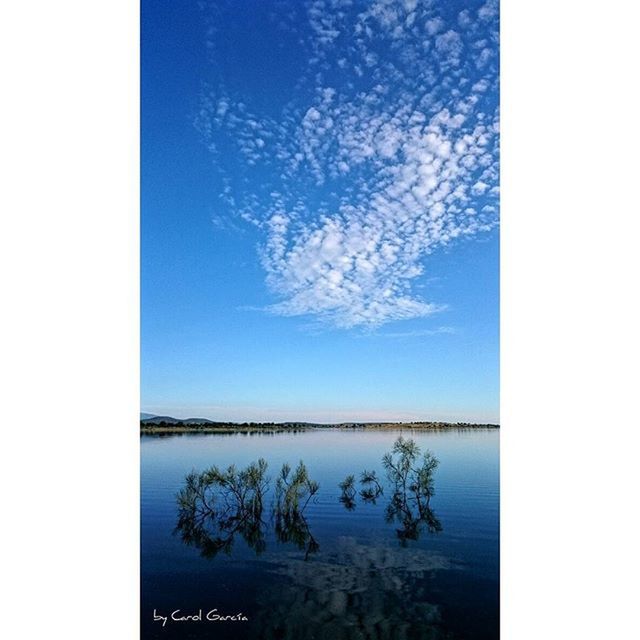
[140,421,499,434]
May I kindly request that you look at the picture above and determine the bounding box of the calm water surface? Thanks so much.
[141,429,499,639]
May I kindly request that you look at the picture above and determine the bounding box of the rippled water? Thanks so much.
[141,429,499,639]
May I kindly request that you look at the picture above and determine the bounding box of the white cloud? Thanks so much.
[472,181,490,195]
[425,17,444,36]
[478,0,499,22]
[458,10,472,29]
[196,0,500,329]
[435,30,464,67]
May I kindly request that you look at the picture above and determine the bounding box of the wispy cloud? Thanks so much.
[377,326,456,339]
[197,0,499,328]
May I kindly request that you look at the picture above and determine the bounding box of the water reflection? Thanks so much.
[146,430,499,640]
[359,470,384,504]
[338,475,357,511]
[175,437,444,560]
[251,537,453,640]
[340,436,443,545]
[175,458,270,558]
[274,462,320,559]
[175,459,319,559]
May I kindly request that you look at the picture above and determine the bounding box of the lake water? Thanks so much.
[141,429,499,639]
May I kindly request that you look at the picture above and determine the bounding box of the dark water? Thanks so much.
[141,429,499,639]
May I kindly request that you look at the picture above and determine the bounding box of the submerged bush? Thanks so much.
[176,458,320,559]
[337,436,442,544]
[382,437,442,543]
[359,469,384,503]
[338,474,357,510]
[176,437,442,559]
[274,461,320,557]
[382,436,438,504]
[276,461,319,514]
[175,459,270,557]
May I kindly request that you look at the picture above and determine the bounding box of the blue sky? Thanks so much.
[141,0,499,423]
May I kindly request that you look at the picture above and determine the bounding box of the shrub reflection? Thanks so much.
[175,437,443,560]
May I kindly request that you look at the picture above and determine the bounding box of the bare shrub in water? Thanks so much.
[275,461,319,514]
[176,458,321,559]
[383,437,442,543]
[359,469,384,503]
[176,458,270,557]
[275,461,320,558]
[382,436,438,504]
[338,474,357,510]
[337,437,442,544]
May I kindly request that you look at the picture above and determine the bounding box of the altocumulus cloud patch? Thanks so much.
[196,0,499,329]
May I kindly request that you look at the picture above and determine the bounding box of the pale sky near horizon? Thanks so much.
[141,0,499,423]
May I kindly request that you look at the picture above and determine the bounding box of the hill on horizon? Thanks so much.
[140,414,215,425]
